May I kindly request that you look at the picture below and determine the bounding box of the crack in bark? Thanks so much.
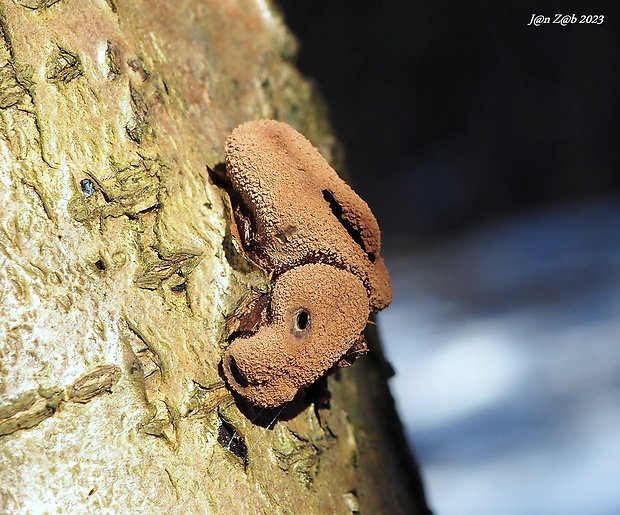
[15,0,63,10]
[46,46,83,83]
[0,365,121,438]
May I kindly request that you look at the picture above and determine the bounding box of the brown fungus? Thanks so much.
[222,264,369,408]
[224,119,392,311]
[221,120,393,407]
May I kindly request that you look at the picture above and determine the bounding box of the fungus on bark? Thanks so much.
[221,120,392,407]
[223,264,369,407]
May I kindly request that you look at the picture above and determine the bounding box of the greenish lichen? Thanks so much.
[46,47,83,83]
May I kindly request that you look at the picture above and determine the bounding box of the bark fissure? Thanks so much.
[0,365,121,438]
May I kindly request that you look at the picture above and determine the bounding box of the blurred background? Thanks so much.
[277,1,620,514]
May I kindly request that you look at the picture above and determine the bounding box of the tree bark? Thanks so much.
[0,0,429,513]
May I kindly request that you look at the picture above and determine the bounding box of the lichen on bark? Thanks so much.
[0,1,424,513]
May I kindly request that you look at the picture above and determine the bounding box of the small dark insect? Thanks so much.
[80,179,96,198]
[171,282,186,292]
[217,418,248,467]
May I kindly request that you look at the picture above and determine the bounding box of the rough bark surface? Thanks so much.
[0,1,426,513]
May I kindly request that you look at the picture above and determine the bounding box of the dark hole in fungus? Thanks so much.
[95,259,106,271]
[227,355,249,389]
[322,189,376,263]
[295,310,310,331]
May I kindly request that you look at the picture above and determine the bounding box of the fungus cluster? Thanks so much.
[221,120,392,407]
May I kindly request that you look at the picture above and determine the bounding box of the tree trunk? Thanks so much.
[0,1,429,513]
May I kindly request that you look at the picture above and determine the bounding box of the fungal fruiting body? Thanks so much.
[223,264,369,407]
[222,119,392,407]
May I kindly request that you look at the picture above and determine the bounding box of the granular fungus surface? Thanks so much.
[222,120,392,407]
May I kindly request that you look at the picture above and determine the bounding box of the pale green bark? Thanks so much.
[0,1,424,513]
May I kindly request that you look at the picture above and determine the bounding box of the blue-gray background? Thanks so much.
[278,1,620,514]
